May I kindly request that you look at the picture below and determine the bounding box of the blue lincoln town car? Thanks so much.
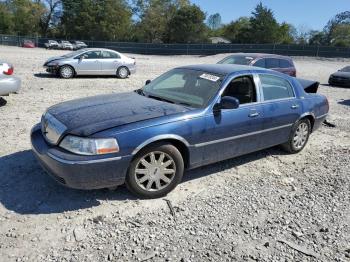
[31,64,329,198]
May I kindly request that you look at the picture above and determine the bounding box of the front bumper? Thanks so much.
[0,75,21,96]
[45,65,59,74]
[328,77,350,87]
[31,125,132,190]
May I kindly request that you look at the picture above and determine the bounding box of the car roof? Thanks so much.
[79,48,118,52]
[177,64,267,76]
[225,53,292,60]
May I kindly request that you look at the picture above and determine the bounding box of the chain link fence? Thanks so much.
[1,34,350,57]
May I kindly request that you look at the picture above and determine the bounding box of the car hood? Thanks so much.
[45,56,66,64]
[46,92,189,137]
[331,71,350,78]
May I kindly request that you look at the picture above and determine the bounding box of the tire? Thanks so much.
[59,65,74,79]
[125,143,184,198]
[116,66,129,79]
[282,118,311,153]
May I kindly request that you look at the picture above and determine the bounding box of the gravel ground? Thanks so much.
[0,46,349,261]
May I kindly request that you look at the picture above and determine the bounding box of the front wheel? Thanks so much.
[59,65,74,79]
[126,143,184,198]
[282,118,311,153]
[116,66,129,79]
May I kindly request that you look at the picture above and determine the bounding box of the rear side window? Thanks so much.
[280,59,292,68]
[265,58,279,69]
[260,74,294,101]
[102,51,120,59]
[83,51,101,59]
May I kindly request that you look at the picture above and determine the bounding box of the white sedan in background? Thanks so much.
[0,61,21,100]
[43,48,136,79]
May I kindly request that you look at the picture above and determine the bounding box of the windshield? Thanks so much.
[218,55,254,65]
[340,66,350,72]
[62,50,84,58]
[142,69,223,108]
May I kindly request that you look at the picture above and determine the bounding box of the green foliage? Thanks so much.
[249,2,280,43]
[331,24,350,47]
[166,4,207,43]
[0,2,14,34]
[221,17,251,43]
[207,13,222,30]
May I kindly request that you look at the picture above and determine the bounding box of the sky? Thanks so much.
[191,0,349,31]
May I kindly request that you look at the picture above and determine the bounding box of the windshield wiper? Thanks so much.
[135,89,146,96]
[148,95,176,104]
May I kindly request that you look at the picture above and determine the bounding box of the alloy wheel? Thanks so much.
[134,151,176,192]
[293,122,309,149]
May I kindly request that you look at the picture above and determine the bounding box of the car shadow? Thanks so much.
[0,147,287,215]
[34,73,126,79]
[0,97,8,107]
[338,99,350,106]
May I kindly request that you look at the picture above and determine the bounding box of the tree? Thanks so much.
[324,11,350,44]
[0,2,13,34]
[249,2,280,43]
[60,0,132,41]
[330,24,350,47]
[8,0,46,35]
[207,13,221,30]
[308,30,327,46]
[166,4,207,43]
[40,0,62,37]
[221,17,251,43]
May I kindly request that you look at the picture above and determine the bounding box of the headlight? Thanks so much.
[60,135,119,155]
[47,62,59,66]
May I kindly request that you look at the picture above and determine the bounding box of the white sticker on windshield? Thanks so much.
[199,74,220,82]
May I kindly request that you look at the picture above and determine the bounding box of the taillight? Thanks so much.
[3,66,14,75]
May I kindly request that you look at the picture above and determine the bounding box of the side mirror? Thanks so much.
[145,79,151,85]
[214,96,239,112]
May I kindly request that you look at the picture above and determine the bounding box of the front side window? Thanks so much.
[83,51,101,59]
[253,59,266,68]
[265,58,280,69]
[142,69,223,108]
[222,75,257,104]
[260,74,294,101]
[218,55,254,65]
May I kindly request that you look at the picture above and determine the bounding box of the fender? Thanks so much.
[132,134,190,155]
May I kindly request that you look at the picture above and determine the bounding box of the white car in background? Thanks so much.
[59,41,74,50]
[0,61,21,103]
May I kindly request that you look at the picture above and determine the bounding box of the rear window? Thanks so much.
[218,55,254,65]
[260,74,294,101]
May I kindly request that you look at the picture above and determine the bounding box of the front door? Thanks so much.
[75,50,102,75]
[196,75,265,164]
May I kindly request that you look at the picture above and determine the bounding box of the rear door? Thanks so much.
[100,51,122,75]
[279,59,296,76]
[258,74,302,148]
[75,50,102,75]
[265,58,280,72]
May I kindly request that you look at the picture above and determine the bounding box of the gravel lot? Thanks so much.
[0,46,349,261]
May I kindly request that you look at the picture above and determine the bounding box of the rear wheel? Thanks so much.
[126,143,184,198]
[282,118,311,153]
[59,65,74,79]
[116,66,129,79]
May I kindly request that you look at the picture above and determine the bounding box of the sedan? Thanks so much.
[43,48,136,79]
[218,53,296,76]
[328,66,350,87]
[31,65,328,198]
[59,41,74,50]
[0,60,21,98]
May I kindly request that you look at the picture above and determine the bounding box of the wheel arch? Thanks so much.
[131,135,190,168]
[298,113,315,132]
[59,64,76,75]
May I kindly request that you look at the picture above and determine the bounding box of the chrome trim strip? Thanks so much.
[132,134,190,155]
[194,123,293,147]
[316,113,328,119]
[47,152,122,165]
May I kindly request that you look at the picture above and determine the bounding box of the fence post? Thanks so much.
[316,45,320,57]
[273,43,276,54]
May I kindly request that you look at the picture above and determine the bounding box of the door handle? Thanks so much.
[291,104,299,109]
[249,112,260,117]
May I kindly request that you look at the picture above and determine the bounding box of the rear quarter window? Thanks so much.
[265,58,280,69]
[280,59,293,68]
[260,74,294,101]
[253,59,266,68]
